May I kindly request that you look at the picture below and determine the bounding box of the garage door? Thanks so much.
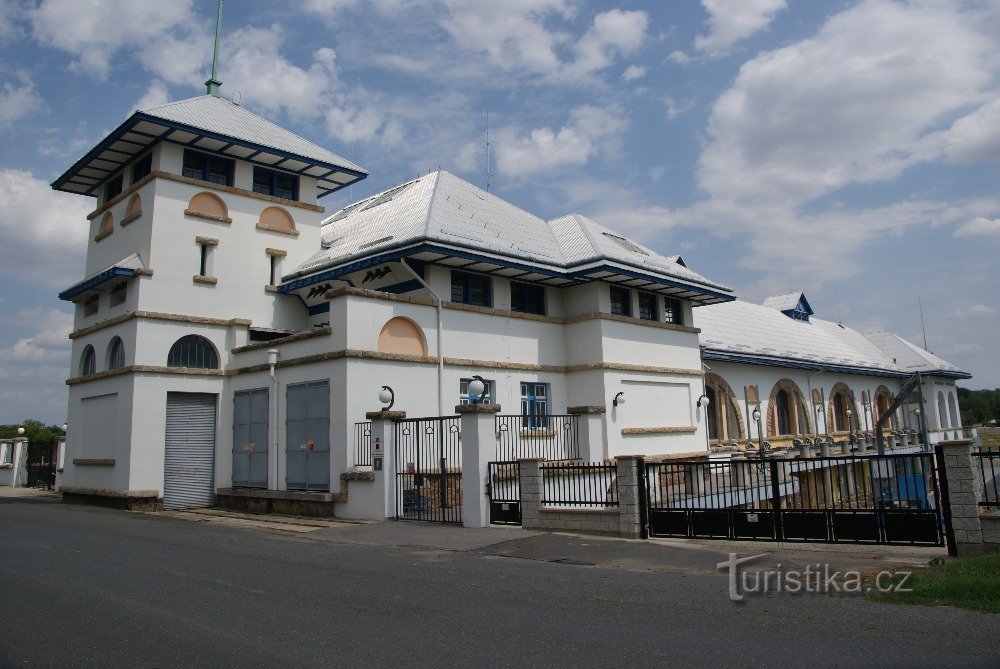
[164,392,217,510]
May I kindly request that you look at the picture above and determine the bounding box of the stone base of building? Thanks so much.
[215,487,346,517]
[61,486,163,512]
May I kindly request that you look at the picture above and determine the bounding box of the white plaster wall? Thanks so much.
[62,374,136,492]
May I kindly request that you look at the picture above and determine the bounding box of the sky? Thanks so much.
[0,0,997,424]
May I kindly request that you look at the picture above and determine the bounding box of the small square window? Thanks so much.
[610,286,631,317]
[638,292,658,321]
[131,153,152,184]
[450,271,491,307]
[510,281,545,315]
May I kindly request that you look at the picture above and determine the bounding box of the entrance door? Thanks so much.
[285,380,330,491]
[164,392,218,510]
[233,388,269,488]
[26,439,56,489]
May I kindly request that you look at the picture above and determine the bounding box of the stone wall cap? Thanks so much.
[61,486,159,499]
[567,405,607,414]
[938,439,974,446]
[365,410,407,420]
[455,403,502,414]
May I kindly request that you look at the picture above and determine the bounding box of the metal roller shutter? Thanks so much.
[164,392,217,510]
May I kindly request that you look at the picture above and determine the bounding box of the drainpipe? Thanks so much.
[400,259,444,417]
[268,349,279,489]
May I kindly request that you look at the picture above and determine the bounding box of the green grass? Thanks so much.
[872,551,1000,613]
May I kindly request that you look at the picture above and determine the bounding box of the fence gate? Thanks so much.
[487,461,521,524]
[395,416,462,523]
[26,439,56,489]
[645,453,943,546]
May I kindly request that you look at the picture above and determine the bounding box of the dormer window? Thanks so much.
[253,167,298,200]
[104,172,123,201]
[182,149,234,187]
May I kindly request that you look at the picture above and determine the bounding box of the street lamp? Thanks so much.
[378,386,395,411]
[697,394,711,409]
[751,406,763,454]
[846,408,854,442]
[468,376,488,404]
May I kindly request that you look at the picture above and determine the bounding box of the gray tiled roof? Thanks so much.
[860,329,966,376]
[762,292,804,311]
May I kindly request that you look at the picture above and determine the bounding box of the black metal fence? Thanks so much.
[541,461,617,508]
[974,450,999,510]
[496,414,579,462]
[355,421,371,467]
[26,439,56,490]
[487,461,521,524]
[646,453,942,545]
[394,416,462,523]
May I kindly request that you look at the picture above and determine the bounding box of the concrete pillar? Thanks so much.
[456,403,501,528]
[567,406,607,461]
[937,439,984,556]
[518,458,544,529]
[365,410,406,520]
[615,456,643,539]
[11,438,27,487]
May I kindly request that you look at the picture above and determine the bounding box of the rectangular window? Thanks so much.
[450,270,492,307]
[182,149,234,187]
[520,382,550,429]
[510,281,545,315]
[197,241,216,277]
[83,295,99,317]
[109,282,127,308]
[131,153,152,184]
[459,378,495,405]
[663,298,683,325]
[104,172,123,201]
[253,166,299,200]
[610,286,631,317]
[638,292,658,321]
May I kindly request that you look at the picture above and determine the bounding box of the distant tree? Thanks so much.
[957,387,1000,426]
[0,419,65,442]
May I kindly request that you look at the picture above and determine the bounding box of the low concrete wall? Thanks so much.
[980,514,1000,550]
[535,508,620,536]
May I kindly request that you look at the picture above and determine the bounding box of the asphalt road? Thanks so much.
[1,494,996,669]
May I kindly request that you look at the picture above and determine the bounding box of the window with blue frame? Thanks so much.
[520,382,550,429]
[459,378,495,405]
[510,281,545,315]
[663,297,683,325]
[104,172,123,201]
[638,292,658,321]
[131,153,152,185]
[610,286,631,316]
[450,270,492,307]
[182,149,234,186]
[253,166,299,200]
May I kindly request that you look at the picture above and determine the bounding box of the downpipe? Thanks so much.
[400,259,444,417]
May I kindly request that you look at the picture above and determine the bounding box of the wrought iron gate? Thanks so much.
[394,416,462,523]
[26,439,56,489]
[645,452,943,546]
[487,461,521,524]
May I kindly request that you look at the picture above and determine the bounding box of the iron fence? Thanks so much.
[541,461,617,508]
[488,461,522,524]
[395,416,462,523]
[496,414,579,462]
[355,421,372,467]
[974,450,999,510]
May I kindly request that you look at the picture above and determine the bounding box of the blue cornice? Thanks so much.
[701,348,969,380]
[58,267,136,301]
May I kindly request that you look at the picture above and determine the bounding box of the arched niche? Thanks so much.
[258,206,296,234]
[874,385,896,430]
[186,191,229,222]
[704,372,745,443]
[377,317,427,357]
[96,211,113,240]
[828,382,859,433]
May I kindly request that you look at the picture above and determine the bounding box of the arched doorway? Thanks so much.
[704,373,745,444]
[767,379,811,438]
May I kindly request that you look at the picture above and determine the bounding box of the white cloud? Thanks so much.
[694,0,787,55]
[0,78,44,126]
[622,65,646,81]
[954,217,1000,238]
[30,0,196,80]
[494,104,627,176]
[667,50,691,65]
[919,98,1000,165]
[132,80,171,114]
[569,9,648,78]
[0,306,73,423]
[662,96,694,121]
[0,169,89,286]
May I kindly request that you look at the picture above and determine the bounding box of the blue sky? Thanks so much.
[0,0,997,424]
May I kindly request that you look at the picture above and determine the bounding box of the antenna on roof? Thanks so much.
[205,0,224,97]
[918,295,929,350]
[485,108,493,192]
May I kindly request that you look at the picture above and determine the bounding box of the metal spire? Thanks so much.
[205,0,224,96]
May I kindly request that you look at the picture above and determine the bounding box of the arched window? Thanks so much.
[937,391,949,429]
[79,345,96,376]
[829,384,855,433]
[766,379,810,437]
[947,392,960,430]
[704,373,745,443]
[167,335,219,369]
[874,386,896,430]
[775,389,792,436]
[106,337,125,370]
[96,212,113,240]
[377,317,427,356]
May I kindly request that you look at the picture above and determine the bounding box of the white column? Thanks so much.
[366,410,406,520]
[457,403,501,528]
[568,406,607,461]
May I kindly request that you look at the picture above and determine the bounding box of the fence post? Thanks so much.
[518,458,544,530]
[567,406,607,460]
[457,402,501,528]
[615,456,643,539]
[935,439,983,556]
[365,410,406,520]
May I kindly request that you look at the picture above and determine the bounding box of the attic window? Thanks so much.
[602,232,649,256]
[359,236,394,250]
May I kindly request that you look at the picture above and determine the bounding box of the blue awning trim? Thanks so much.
[58,267,136,301]
[702,349,926,379]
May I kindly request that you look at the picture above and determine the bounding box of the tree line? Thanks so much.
[0,420,65,443]
[958,387,1000,426]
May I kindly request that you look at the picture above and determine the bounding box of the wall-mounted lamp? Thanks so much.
[913,408,921,416]
[613,391,626,408]
[696,394,711,409]
[469,375,488,404]
[379,385,395,410]
[846,409,853,418]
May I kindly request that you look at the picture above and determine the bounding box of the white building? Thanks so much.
[54,92,968,516]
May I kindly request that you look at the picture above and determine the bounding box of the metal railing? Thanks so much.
[354,421,371,467]
[541,461,617,508]
[974,450,1000,510]
[496,414,579,462]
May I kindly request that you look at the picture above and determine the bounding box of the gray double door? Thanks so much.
[164,392,217,510]
[233,388,269,488]
[285,380,330,491]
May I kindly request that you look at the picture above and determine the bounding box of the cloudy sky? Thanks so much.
[0,0,997,423]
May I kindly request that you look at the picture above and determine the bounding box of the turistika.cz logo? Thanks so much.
[717,553,914,602]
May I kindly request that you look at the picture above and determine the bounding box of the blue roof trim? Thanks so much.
[307,302,331,316]
[702,349,913,379]
[59,267,136,301]
[568,263,735,304]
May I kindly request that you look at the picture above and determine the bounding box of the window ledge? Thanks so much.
[265,247,288,257]
[256,223,300,237]
[185,209,232,224]
[193,275,218,285]
[265,284,278,293]
[93,228,113,242]
[0,464,11,470]
[120,211,142,227]
[196,236,219,246]
[622,426,697,435]
[73,458,116,467]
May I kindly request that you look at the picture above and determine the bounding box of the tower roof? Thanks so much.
[51,95,367,198]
